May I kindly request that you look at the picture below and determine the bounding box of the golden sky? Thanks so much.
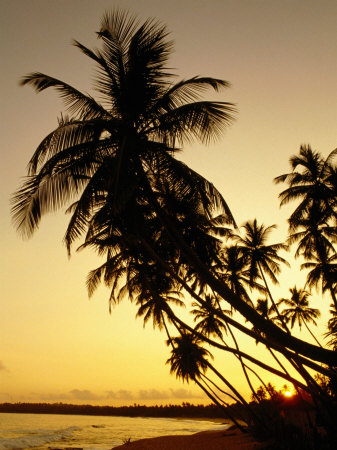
[1,0,336,405]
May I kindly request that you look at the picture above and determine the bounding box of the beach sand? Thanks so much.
[112,427,272,449]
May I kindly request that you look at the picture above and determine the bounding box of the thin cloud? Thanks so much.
[106,389,134,400]
[138,389,169,400]
[169,388,203,399]
[69,389,102,401]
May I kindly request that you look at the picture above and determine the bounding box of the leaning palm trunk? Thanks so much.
[303,320,323,348]
[139,234,336,393]
[193,377,248,432]
[257,262,290,333]
[140,232,336,384]
[140,176,336,366]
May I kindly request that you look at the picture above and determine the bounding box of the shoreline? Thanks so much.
[111,426,272,450]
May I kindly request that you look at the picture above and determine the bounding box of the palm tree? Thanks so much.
[275,145,337,309]
[234,219,289,330]
[191,294,229,339]
[166,333,251,430]
[302,253,337,307]
[218,245,266,307]
[277,287,322,347]
[274,145,337,226]
[11,9,337,374]
[12,10,235,244]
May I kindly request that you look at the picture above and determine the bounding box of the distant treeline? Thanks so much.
[0,402,231,418]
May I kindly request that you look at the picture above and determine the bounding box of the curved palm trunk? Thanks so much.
[223,322,260,403]
[161,313,174,348]
[214,297,261,403]
[166,307,313,390]
[257,262,290,334]
[205,361,267,430]
[136,158,337,366]
[140,235,335,379]
[193,377,248,433]
[200,373,239,404]
[303,321,323,348]
[149,205,336,365]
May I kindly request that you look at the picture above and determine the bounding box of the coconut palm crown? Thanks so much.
[11,10,236,249]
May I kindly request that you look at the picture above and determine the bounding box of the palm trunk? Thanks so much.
[136,158,337,366]
[140,236,334,379]
[225,323,260,403]
[166,307,312,390]
[303,321,323,348]
[205,361,267,430]
[258,262,290,334]
[193,377,247,433]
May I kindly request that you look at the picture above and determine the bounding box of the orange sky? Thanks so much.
[1,0,336,406]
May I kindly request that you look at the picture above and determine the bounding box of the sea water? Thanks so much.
[0,413,230,449]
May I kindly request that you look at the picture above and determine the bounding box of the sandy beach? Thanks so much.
[112,427,272,449]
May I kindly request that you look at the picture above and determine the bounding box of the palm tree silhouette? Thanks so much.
[12,9,235,245]
[277,287,321,347]
[275,145,337,309]
[218,245,266,307]
[234,219,289,330]
[275,145,337,226]
[191,294,229,339]
[325,304,337,350]
[11,9,337,376]
[166,333,253,431]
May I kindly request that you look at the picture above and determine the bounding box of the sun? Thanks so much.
[284,391,293,397]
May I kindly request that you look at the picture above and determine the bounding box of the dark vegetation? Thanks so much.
[11,9,337,449]
[0,402,232,419]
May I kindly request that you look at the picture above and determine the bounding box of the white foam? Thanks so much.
[0,426,80,449]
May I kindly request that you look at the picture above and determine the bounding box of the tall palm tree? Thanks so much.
[275,146,337,309]
[166,333,251,431]
[191,294,229,339]
[12,10,236,244]
[274,145,337,226]
[218,245,266,307]
[234,219,289,330]
[11,10,337,373]
[277,287,322,347]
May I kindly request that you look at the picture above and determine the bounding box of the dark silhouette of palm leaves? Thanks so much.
[275,145,337,227]
[191,294,229,339]
[218,245,266,306]
[325,305,337,350]
[12,10,236,246]
[166,333,211,382]
[277,287,321,346]
[276,145,337,309]
[233,219,289,285]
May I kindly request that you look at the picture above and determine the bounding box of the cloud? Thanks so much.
[69,389,102,401]
[5,386,205,404]
[106,389,134,400]
[105,388,203,401]
[138,389,169,400]
[169,388,203,399]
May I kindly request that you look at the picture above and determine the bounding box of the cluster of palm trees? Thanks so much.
[12,10,337,437]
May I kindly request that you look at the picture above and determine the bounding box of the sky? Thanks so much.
[0,0,336,406]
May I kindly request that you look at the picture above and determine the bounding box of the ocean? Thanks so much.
[0,413,230,449]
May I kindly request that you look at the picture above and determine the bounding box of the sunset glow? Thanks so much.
[1,0,336,406]
[284,391,293,398]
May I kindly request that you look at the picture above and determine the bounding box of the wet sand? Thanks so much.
[112,427,272,449]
